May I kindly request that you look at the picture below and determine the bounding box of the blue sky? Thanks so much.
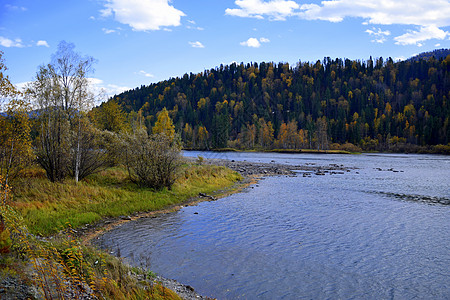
[1,0,450,99]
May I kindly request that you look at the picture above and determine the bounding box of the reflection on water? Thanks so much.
[97,153,450,299]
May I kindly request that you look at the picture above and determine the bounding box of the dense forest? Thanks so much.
[101,50,450,153]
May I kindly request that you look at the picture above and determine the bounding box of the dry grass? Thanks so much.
[11,163,241,236]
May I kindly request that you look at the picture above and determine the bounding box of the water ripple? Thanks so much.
[97,153,450,299]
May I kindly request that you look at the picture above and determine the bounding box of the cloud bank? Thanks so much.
[226,0,300,20]
[0,37,24,48]
[394,25,449,46]
[226,0,450,46]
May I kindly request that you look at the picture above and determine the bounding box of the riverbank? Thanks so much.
[94,153,450,300]
[85,157,356,299]
[1,162,241,300]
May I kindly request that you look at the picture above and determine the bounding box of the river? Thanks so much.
[96,152,450,299]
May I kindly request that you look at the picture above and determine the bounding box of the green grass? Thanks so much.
[11,164,241,236]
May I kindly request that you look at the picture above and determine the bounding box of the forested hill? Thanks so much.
[107,52,450,152]
[409,49,450,62]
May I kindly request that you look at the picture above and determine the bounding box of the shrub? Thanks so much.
[121,130,182,190]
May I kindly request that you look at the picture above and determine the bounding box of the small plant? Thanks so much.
[146,270,157,280]
[197,155,204,165]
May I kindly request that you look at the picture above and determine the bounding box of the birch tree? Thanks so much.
[27,41,97,182]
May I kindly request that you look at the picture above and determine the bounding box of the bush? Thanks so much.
[121,130,182,190]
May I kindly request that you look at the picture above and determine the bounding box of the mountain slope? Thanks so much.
[103,55,450,151]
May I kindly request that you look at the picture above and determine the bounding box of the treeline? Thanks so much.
[0,43,181,189]
[409,48,450,62]
[107,51,450,153]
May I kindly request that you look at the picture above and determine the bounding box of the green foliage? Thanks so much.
[89,99,129,133]
[121,130,181,190]
[0,227,11,253]
[0,99,33,187]
[0,51,19,100]
[27,41,104,182]
[112,55,450,152]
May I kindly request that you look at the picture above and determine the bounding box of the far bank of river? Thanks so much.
[96,152,450,299]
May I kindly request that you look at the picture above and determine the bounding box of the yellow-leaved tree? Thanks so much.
[152,107,175,141]
[0,51,32,253]
[0,51,33,196]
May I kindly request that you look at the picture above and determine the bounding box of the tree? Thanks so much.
[315,117,329,150]
[258,119,274,148]
[90,99,128,133]
[0,52,33,248]
[182,123,194,148]
[0,99,33,186]
[152,107,175,141]
[277,120,300,149]
[27,41,96,182]
[68,116,111,181]
[196,125,209,149]
[211,113,230,148]
[0,52,32,193]
[0,51,17,107]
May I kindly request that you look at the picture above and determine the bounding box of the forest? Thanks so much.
[104,50,450,153]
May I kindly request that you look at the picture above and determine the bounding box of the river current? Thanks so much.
[96,152,450,299]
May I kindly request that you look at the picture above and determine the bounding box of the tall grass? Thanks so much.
[2,164,240,299]
[12,164,241,236]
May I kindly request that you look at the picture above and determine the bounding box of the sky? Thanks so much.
[1,0,450,100]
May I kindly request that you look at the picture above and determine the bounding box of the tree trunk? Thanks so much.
[74,120,81,182]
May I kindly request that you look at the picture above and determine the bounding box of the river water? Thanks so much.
[96,152,450,299]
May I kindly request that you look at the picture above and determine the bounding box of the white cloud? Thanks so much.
[298,0,450,27]
[365,27,390,43]
[227,0,450,44]
[5,4,27,11]
[435,43,441,47]
[226,0,300,21]
[88,78,130,99]
[240,37,271,47]
[0,37,25,48]
[137,70,155,77]
[15,79,129,104]
[240,37,260,48]
[100,8,113,18]
[394,25,449,46]
[189,41,205,48]
[102,28,116,34]
[102,0,185,31]
[36,40,49,47]
[186,25,204,30]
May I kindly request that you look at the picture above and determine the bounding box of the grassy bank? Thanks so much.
[12,163,241,236]
[2,162,241,299]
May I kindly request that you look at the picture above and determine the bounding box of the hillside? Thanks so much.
[409,49,450,62]
[102,53,450,152]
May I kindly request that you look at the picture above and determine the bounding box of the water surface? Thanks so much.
[97,152,450,299]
